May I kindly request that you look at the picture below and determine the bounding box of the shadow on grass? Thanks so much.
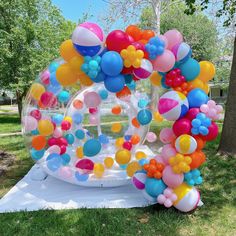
[0,114,20,124]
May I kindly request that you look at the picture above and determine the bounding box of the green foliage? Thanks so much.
[139,3,218,62]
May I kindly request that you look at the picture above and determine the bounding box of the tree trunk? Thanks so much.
[16,91,23,120]
[218,36,236,155]
[150,0,161,112]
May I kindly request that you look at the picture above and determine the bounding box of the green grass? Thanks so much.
[0,114,21,134]
[0,115,235,236]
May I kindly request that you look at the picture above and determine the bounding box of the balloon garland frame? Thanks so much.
[22,22,223,212]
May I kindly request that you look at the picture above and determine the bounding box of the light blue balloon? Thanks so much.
[138,99,149,109]
[202,117,211,127]
[145,178,166,198]
[52,114,64,125]
[138,158,149,166]
[191,118,201,128]
[137,109,152,125]
[83,139,101,157]
[98,134,109,144]
[75,171,89,182]
[46,153,62,172]
[75,129,85,139]
[72,113,83,124]
[30,148,45,161]
[50,72,60,87]
[47,84,62,95]
[98,89,108,100]
[49,62,59,73]
[58,90,70,103]
[101,51,123,76]
[179,58,200,81]
[199,126,209,135]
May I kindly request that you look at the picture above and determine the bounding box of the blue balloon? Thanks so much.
[192,118,201,128]
[179,58,200,81]
[47,84,62,95]
[92,71,106,83]
[58,90,70,103]
[101,51,123,76]
[104,74,125,93]
[75,129,85,139]
[145,178,166,198]
[98,89,108,100]
[65,133,75,144]
[187,88,209,108]
[137,109,152,125]
[31,129,39,135]
[138,99,149,109]
[83,139,101,157]
[52,114,64,125]
[46,153,62,172]
[98,134,109,144]
[61,153,71,165]
[138,158,149,166]
[72,113,83,124]
[199,126,209,135]
[49,62,60,73]
[124,135,132,141]
[30,148,45,160]
[119,164,127,169]
[75,171,89,182]
[50,72,60,86]
[127,80,136,90]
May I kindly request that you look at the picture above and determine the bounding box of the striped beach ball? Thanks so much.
[172,42,192,63]
[175,134,197,154]
[72,22,104,56]
[132,170,147,190]
[158,91,189,121]
[173,183,201,212]
[133,59,153,80]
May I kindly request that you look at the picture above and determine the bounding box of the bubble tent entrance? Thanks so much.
[22,22,222,212]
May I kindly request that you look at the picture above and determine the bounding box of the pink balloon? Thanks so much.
[216,105,223,113]
[146,132,157,143]
[23,116,38,132]
[53,127,63,138]
[172,118,191,137]
[40,70,50,85]
[158,35,168,49]
[152,50,175,72]
[161,144,177,164]
[84,92,101,108]
[157,194,166,204]
[164,199,173,208]
[89,115,98,124]
[207,100,216,108]
[200,104,209,113]
[162,165,184,188]
[154,154,165,164]
[159,128,175,144]
[47,145,61,154]
[164,29,183,50]
[40,91,57,108]
[59,166,72,179]
[208,108,217,118]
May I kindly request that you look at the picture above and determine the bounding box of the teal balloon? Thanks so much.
[65,134,75,144]
[98,89,108,100]
[83,139,101,157]
[30,148,45,160]
[137,109,152,125]
[61,153,71,165]
[145,178,166,197]
[75,129,85,139]
[179,58,200,81]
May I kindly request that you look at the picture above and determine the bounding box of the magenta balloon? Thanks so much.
[162,165,184,188]
[24,115,38,132]
[161,144,177,164]
[84,91,101,108]
[203,121,218,141]
[152,50,175,72]
[164,29,183,50]
[172,118,191,137]
[159,128,175,144]
[185,108,200,121]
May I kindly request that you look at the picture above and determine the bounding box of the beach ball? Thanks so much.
[145,178,167,198]
[158,91,189,121]
[173,183,201,212]
[133,59,153,80]
[162,165,184,188]
[175,134,197,154]
[171,42,192,63]
[132,170,147,190]
[72,22,104,56]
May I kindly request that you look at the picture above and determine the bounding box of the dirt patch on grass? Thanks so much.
[0,150,15,176]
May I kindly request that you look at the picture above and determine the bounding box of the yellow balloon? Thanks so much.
[60,39,79,62]
[126,161,142,177]
[115,137,124,148]
[197,61,215,82]
[68,55,84,74]
[104,157,114,169]
[135,151,147,160]
[76,146,84,159]
[38,120,54,136]
[202,83,210,94]
[111,123,122,133]
[153,111,163,122]
[93,163,105,178]
[189,78,204,90]
[150,71,162,87]
[29,83,45,101]
[64,116,72,124]
[79,73,94,86]
[56,63,78,86]
[115,149,131,165]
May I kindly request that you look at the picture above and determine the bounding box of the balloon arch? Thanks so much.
[22,22,223,212]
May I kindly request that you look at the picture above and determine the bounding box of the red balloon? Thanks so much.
[202,121,218,141]
[57,137,68,147]
[172,118,191,137]
[122,67,134,74]
[185,108,200,121]
[106,30,132,52]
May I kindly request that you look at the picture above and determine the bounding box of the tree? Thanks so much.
[183,0,236,154]
[0,0,79,118]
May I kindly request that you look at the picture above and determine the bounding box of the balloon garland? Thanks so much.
[22,22,223,212]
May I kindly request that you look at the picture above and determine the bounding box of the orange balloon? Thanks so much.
[60,39,79,62]
[73,99,83,109]
[56,63,78,86]
[141,30,155,41]
[38,100,46,109]
[131,134,140,145]
[79,73,93,86]
[68,55,84,74]
[195,136,206,151]
[189,151,206,169]
[125,25,142,41]
[112,105,122,115]
[132,117,140,128]
[138,39,148,45]
[116,86,131,99]
[32,135,47,150]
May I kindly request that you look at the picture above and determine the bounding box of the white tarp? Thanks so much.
[0,165,154,213]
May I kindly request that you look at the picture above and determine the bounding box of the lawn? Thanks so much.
[0,114,21,134]
[0,114,235,236]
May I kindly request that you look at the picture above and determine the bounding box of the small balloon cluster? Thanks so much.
[131,29,223,212]
[22,22,223,212]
